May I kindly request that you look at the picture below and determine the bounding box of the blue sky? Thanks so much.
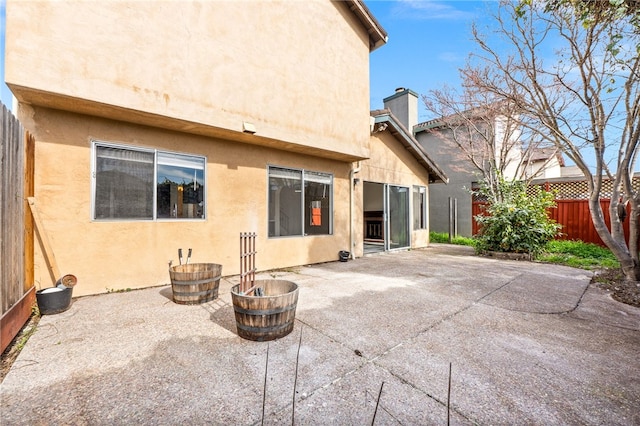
[366,0,494,122]
[0,0,10,109]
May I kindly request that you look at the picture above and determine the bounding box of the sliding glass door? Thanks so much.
[386,185,410,250]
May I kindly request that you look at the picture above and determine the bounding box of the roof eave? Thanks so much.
[372,111,449,184]
[344,0,388,51]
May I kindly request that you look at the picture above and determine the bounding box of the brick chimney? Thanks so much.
[383,87,419,133]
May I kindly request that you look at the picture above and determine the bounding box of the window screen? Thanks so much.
[304,171,332,235]
[93,142,206,221]
[94,145,154,219]
[268,167,302,237]
[268,166,332,237]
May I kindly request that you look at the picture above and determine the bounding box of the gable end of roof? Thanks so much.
[371,109,448,184]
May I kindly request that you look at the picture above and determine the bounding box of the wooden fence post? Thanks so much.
[24,131,34,291]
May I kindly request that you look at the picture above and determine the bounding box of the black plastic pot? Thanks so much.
[338,250,350,262]
[36,286,73,315]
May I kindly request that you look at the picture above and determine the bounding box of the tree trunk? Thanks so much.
[624,201,640,281]
[589,197,640,281]
[629,201,640,264]
[618,255,640,282]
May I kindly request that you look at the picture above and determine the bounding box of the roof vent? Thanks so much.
[395,87,405,93]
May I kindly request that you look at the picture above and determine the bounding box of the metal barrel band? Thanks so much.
[171,275,221,286]
[236,321,293,334]
[173,288,217,297]
[232,304,296,316]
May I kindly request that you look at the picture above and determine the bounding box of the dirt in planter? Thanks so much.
[592,268,640,308]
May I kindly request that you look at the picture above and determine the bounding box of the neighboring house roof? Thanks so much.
[413,101,513,134]
[345,0,388,51]
[413,106,568,178]
[414,118,445,133]
[371,109,448,184]
[526,147,565,166]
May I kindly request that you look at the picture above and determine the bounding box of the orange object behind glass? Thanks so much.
[311,201,321,226]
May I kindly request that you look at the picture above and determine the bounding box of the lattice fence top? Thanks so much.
[533,180,591,200]
[472,176,640,202]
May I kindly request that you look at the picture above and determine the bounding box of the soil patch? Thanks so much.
[592,268,640,308]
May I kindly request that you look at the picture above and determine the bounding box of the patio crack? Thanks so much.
[477,274,592,316]
[392,272,524,349]
[282,276,521,424]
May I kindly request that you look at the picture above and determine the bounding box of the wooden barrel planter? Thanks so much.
[231,279,299,341]
[169,263,222,305]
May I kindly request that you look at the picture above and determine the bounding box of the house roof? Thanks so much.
[371,109,448,184]
[344,0,388,51]
[527,147,565,166]
[414,101,513,134]
[414,119,444,133]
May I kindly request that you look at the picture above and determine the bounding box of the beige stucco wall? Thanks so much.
[6,1,438,296]
[6,0,371,160]
[358,130,432,250]
[23,106,353,296]
[5,0,379,296]
[21,106,434,296]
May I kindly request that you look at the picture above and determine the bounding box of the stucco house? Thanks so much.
[364,109,447,254]
[522,147,567,180]
[5,0,445,297]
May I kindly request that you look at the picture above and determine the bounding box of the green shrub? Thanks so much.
[474,177,561,256]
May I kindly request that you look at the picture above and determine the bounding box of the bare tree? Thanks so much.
[462,1,640,280]
[422,86,557,203]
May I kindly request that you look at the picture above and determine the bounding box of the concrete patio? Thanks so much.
[1,244,639,425]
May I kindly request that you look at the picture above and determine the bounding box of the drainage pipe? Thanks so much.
[349,161,361,260]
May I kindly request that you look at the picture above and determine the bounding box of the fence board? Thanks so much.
[0,102,34,354]
[1,103,24,314]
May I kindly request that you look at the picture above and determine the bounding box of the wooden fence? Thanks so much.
[472,177,640,247]
[1,103,35,354]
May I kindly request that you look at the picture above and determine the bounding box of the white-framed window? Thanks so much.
[268,166,333,237]
[413,185,427,230]
[92,141,206,221]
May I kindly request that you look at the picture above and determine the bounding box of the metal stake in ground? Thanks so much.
[292,326,304,425]
[262,342,269,426]
[447,362,452,426]
[371,381,385,425]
